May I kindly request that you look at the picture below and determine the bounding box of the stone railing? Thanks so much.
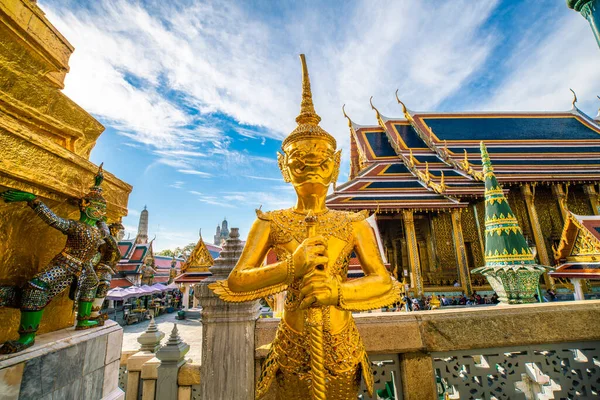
[255,300,600,399]
[118,318,200,400]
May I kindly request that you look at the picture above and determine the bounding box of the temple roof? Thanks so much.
[153,255,184,283]
[174,272,212,284]
[116,239,152,275]
[549,263,600,279]
[329,103,600,211]
[551,211,600,280]
[180,235,221,273]
[553,212,600,263]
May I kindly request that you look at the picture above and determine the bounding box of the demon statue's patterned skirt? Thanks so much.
[257,315,373,400]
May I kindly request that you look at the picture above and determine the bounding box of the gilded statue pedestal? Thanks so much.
[472,265,550,304]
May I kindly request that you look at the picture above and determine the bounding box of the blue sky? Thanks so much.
[39,0,600,251]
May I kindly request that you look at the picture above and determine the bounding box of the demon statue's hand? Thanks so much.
[0,190,36,203]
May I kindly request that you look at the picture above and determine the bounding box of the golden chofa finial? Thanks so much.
[342,104,352,128]
[296,54,321,126]
[570,88,578,107]
[395,89,407,114]
[395,89,412,120]
[369,96,381,119]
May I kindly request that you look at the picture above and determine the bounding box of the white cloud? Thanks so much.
[40,0,500,160]
[177,169,212,177]
[222,190,296,210]
[169,181,185,189]
[242,175,282,181]
[479,13,600,114]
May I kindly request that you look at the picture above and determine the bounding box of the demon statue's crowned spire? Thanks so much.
[210,55,400,399]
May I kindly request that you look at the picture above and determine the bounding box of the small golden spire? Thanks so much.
[425,162,430,178]
[440,170,445,188]
[296,54,321,126]
[427,126,435,143]
[409,149,416,166]
[570,88,578,107]
[463,149,469,166]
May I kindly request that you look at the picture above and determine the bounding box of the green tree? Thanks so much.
[156,242,196,258]
[157,249,175,257]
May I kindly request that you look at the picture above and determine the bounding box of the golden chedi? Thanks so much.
[210,55,400,400]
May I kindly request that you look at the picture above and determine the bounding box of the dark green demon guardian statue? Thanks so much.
[0,165,109,354]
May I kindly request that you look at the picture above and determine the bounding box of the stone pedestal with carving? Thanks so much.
[196,228,260,400]
[0,320,124,400]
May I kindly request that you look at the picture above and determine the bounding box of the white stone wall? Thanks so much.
[0,321,125,400]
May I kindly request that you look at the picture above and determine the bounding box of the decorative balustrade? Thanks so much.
[256,300,600,399]
[117,320,200,400]
[433,342,600,399]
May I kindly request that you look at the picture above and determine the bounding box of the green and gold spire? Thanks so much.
[481,142,535,266]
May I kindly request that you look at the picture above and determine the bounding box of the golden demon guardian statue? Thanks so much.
[0,165,109,354]
[210,55,401,400]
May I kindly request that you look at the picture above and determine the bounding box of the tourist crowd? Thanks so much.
[393,291,500,312]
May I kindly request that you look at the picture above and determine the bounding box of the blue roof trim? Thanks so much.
[346,195,448,201]
[364,181,425,189]
[454,146,600,155]
[382,164,411,174]
[425,116,600,141]
[365,131,397,157]
[414,155,442,163]
[428,170,464,177]
[497,170,600,175]
[392,124,426,149]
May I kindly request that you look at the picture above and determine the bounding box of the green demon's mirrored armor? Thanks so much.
[83,221,123,326]
[0,165,109,354]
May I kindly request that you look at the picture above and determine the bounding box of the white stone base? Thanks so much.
[185,307,202,319]
[0,320,125,400]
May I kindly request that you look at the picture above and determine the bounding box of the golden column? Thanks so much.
[451,209,472,295]
[472,204,486,264]
[521,184,554,288]
[583,184,600,215]
[402,210,423,295]
[551,184,569,222]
